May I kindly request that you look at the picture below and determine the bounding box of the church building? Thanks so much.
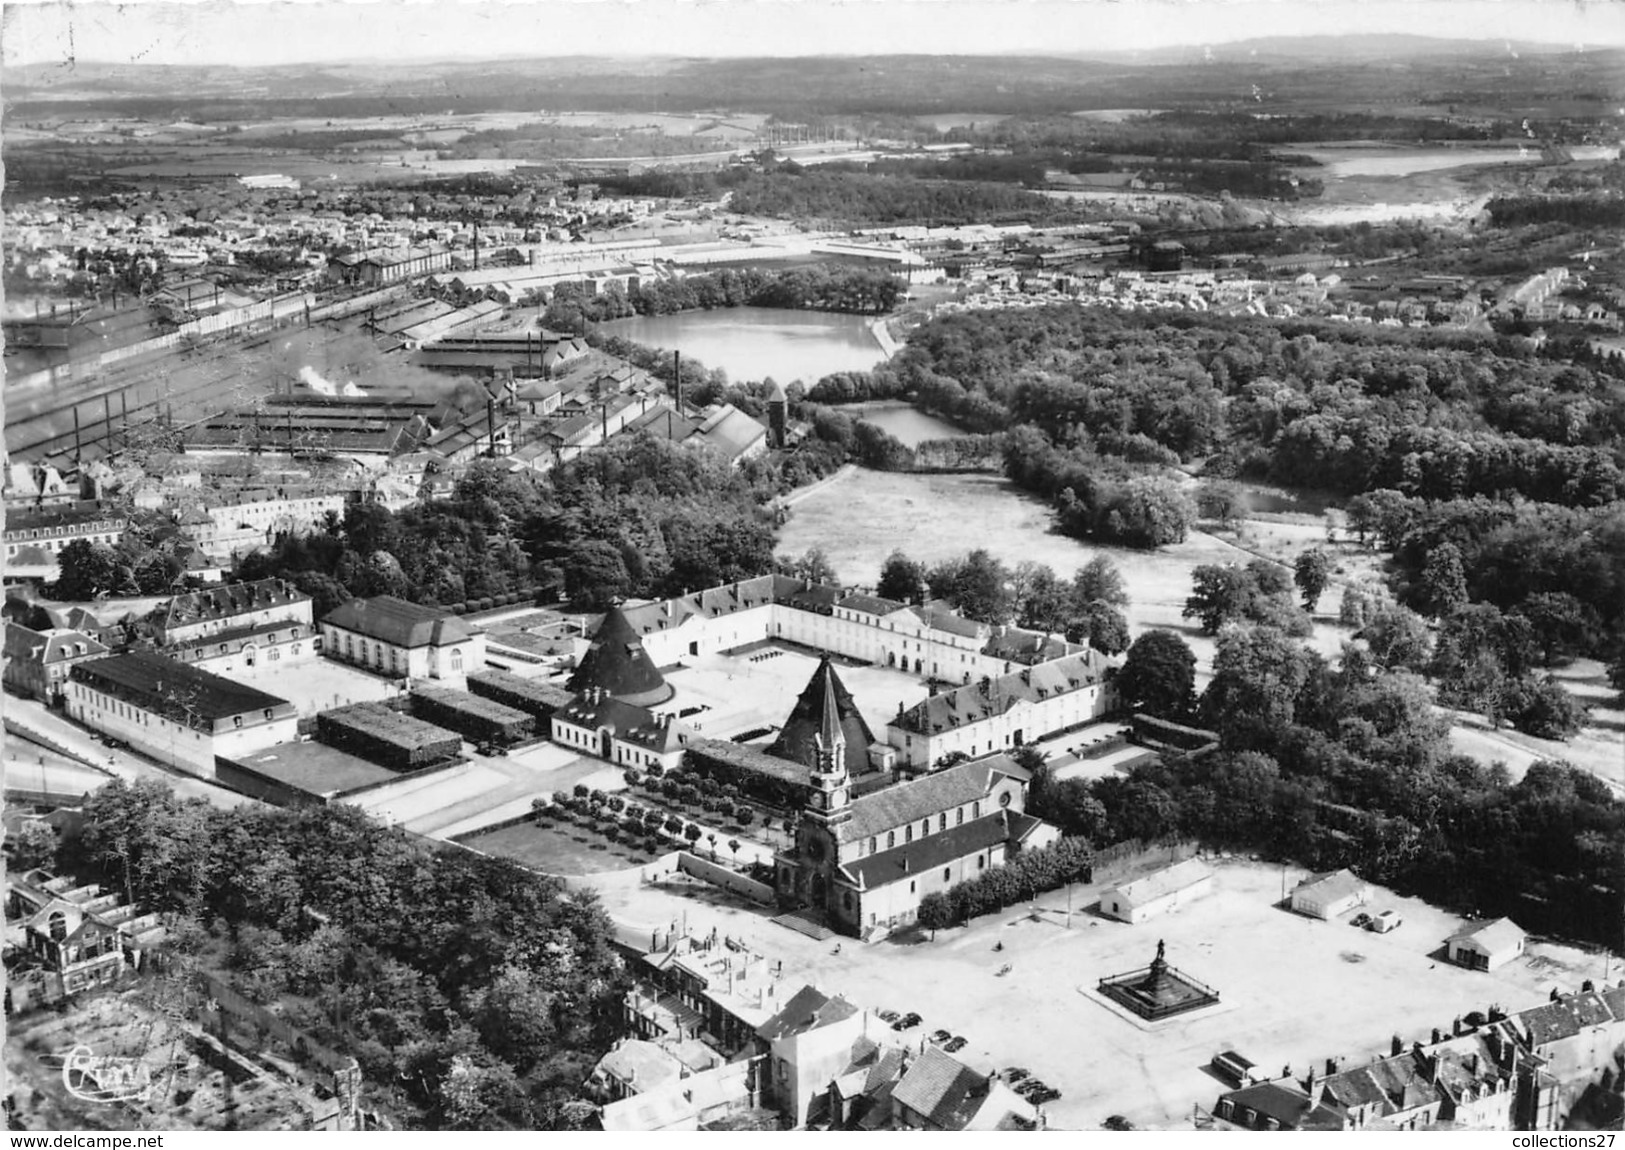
[775,673,1059,940]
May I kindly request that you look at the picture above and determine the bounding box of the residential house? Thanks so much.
[890,1046,1039,1131]
[757,985,874,1127]
[3,622,111,704]
[6,868,165,1005]
[1447,919,1529,972]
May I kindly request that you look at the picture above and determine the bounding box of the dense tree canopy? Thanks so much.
[68,780,622,1129]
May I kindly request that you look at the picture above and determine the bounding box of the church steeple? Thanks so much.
[814,669,845,774]
[806,661,851,823]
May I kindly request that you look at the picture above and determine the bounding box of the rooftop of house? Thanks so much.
[70,650,293,722]
[1294,868,1370,901]
[1106,857,1215,903]
[162,577,309,629]
[1320,1053,1437,1117]
[891,1046,997,1130]
[1445,917,1527,953]
[5,501,127,534]
[756,984,860,1043]
[4,622,109,666]
[321,595,480,649]
[891,650,1108,736]
[1221,1080,1348,1131]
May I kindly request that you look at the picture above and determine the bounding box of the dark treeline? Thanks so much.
[541,263,903,331]
[236,444,783,616]
[63,780,620,1129]
[588,165,1075,226]
[1486,194,1625,229]
[1034,625,1625,948]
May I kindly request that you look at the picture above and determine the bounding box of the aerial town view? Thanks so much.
[3,0,1624,1137]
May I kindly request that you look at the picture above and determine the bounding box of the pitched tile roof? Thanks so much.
[1516,991,1616,1046]
[837,754,1023,844]
[1293,868,1369,902]
[756,985,859,1042]
[1105,858,1214,904]
[891,1046,993,1130]
[4,623,108,666]
[1445,917,1527,954]
[891,651,1108,735]
[321,595,478,649]
[71,651,292,723]
[1222,1081,1348,1130]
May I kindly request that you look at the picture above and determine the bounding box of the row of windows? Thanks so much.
[6,532,120,555]
[866,802,985,856]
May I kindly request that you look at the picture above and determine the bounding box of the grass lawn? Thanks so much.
[464,818,666,875]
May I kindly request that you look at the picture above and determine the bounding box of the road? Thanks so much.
[5,696,261,810]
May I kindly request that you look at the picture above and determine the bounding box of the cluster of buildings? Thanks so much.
[595,929,1041,1131]
[1214,983,1625,1131]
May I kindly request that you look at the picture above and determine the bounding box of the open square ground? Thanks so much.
[662,643,929,744]
[595,857,1608,1132]
[229,657,401,716]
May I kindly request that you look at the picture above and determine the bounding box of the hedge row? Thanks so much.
[917,837,1094,930]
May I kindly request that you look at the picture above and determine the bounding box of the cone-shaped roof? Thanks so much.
[768,656,874,776]
[567,606,673,707]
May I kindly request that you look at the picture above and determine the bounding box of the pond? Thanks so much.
[600,306,889,385]
[846,400,969,446]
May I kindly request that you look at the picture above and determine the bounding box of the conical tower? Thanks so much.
[768,656,874,777]
[567,606,673,706]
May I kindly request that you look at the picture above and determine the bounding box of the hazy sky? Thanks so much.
[4,0,1623,67]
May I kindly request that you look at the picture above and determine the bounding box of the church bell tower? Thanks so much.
[805,669,852,826]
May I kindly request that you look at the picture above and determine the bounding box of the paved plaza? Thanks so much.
[592,857,1608,1131]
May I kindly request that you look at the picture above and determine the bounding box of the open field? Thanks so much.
[775,468,1356,678]
[596,857,1612,1131]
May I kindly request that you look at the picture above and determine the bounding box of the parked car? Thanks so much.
[878,1009,900,1023]
[1003,1067,1031,1083]
[1031,1087,1062,1105]
[892,1012,922,1030]
[1212,1050,1258,1087]
[1350,911,1372,928]
[928,1029,952,1045]
[1015,1079,1048,1097]
[944,1036,968,1053]
[1103,1115,1135,1131]
[1369,909,1403,933]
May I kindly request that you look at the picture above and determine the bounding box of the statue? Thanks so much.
[1156,938,1166,963]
